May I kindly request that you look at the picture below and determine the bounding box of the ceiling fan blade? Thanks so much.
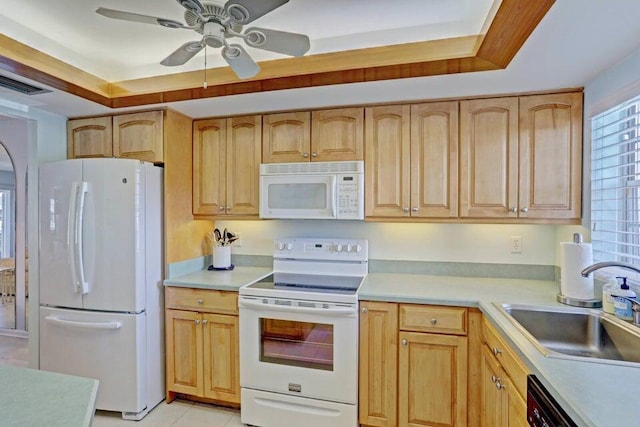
[225,0,289,25]
[244,27,310,57]
[176,0,206,14]
[96,7,185,28]
[160,41,204,66]
[222,44,260,79]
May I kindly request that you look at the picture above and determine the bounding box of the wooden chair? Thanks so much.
[0,258,15,304]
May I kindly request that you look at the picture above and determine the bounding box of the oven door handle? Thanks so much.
[239,298,358,317]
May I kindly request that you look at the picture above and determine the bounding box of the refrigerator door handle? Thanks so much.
[68,181,89,295]
[45,315,122,330]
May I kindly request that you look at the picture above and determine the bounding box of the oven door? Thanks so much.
[259,174,337,219]
[239,296,358,404]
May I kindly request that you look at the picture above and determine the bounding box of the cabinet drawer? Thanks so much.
[165,287,238,314]
[399,304,467,335]
[482,318,529,399]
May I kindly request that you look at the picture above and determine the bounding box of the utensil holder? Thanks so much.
[213,246,231,268]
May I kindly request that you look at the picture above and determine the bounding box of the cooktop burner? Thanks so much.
[246,273,364,296]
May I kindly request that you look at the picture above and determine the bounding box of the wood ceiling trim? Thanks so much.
[0,0,554,110]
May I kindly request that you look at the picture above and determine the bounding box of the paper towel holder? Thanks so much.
[556,293,602,308]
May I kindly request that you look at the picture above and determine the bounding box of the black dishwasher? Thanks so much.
[527,375,577,427]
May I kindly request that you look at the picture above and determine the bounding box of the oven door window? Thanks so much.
[260,319,334,371]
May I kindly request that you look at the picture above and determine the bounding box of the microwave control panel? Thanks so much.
[336,174,364,220]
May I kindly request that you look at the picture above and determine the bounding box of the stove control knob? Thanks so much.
[275,241,285,251]
[355,244,362,253]
[286,242,293,251]
[346,244,353,252]
[335,244,344,252]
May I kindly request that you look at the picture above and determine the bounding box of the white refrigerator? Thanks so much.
[38,158,164,421]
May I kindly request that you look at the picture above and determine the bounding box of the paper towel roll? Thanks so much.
[560,242,594,299]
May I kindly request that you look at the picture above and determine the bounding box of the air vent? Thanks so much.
[261,160,364,175]
[0,75,51,95]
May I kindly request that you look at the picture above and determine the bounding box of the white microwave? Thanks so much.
[259,161,364,220]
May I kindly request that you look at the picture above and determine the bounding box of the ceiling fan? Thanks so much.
[96,0,310,79]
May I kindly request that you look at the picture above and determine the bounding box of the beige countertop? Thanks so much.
[0,365,98,427]
[165,268,639,427]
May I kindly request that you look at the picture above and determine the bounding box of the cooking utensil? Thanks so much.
[214,228,222,244]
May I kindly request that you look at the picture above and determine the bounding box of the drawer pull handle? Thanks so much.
[430,318,437,325]
[401,339,408,346]
[492,348,502,356]
[197,299,204,304]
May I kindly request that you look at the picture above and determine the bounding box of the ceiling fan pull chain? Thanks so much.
[203,44,208,89]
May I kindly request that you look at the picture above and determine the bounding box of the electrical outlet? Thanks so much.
[234,232,242,248]
[511,236,522,254]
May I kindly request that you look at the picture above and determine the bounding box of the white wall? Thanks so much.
[215,220,557,266]
[0,103,67,368]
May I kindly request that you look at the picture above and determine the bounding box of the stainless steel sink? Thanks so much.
[496,303,640,367]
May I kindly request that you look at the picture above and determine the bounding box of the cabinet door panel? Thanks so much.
[67,117,113,159]
[365,105,411,217]
[226,115,261,215]
[262,112,310,163]
[505,376,528,427]
[410,102,459,218]
[480,346,504,427]
[193,119,226,215]
[166,310,203,396]
[460,98,519,218]
[359,301,398,427]
[202,313,240,403]
[113,110,163,163]
[311,107,364,161]
[399,332,468,427]
[519,92,582,219]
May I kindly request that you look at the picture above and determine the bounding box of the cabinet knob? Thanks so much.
[492,347,502,356]
[219,206,225,211]
[312,152,318,157]
[401,339,408,346]
[403,207,410,213]
[361,307,368,313]
[521,207,529,213]
[226,206,231,211]
[202,319,208,325]
[430,318,438,325]
[495,381,505,390]
[195,320,200,325]
[491,375,500,384]
[197,299,204,304]
[411,207,419,213]
[509,207,517,213]
[303,152,309,158]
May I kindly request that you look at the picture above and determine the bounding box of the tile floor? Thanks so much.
[0,334,28,367]
[93,400,244,427]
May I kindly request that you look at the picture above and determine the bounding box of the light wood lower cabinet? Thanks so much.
[360,301,469,427]
[165,287,240,405]
[480,319,529,426]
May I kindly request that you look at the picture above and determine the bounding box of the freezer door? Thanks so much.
[80,159,147,313]
[39,160,84,309]
[39,307,147,413]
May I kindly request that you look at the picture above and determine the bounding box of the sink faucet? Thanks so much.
[580,261,640,277]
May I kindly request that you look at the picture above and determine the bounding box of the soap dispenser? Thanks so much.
[602,276,620,314]
[613,277,637,321]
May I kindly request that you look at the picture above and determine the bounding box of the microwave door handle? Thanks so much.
[330,176,337,217]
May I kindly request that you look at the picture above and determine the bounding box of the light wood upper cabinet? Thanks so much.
[113,110,163,163]
[359,301,398,427]
[460,97,520,219]
[399,331,468,427]
[460,92,582,221]
[67,116,113,159]
[365,105,411,217]
[366,102,458,219]
[262,111,311,163]
[193,115,261,217]
[68,110,166,163]
[410,102,459,218]
[519,92,582,220]
[311,107,364,161]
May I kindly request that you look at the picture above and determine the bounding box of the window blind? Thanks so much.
[591,93,640,263]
